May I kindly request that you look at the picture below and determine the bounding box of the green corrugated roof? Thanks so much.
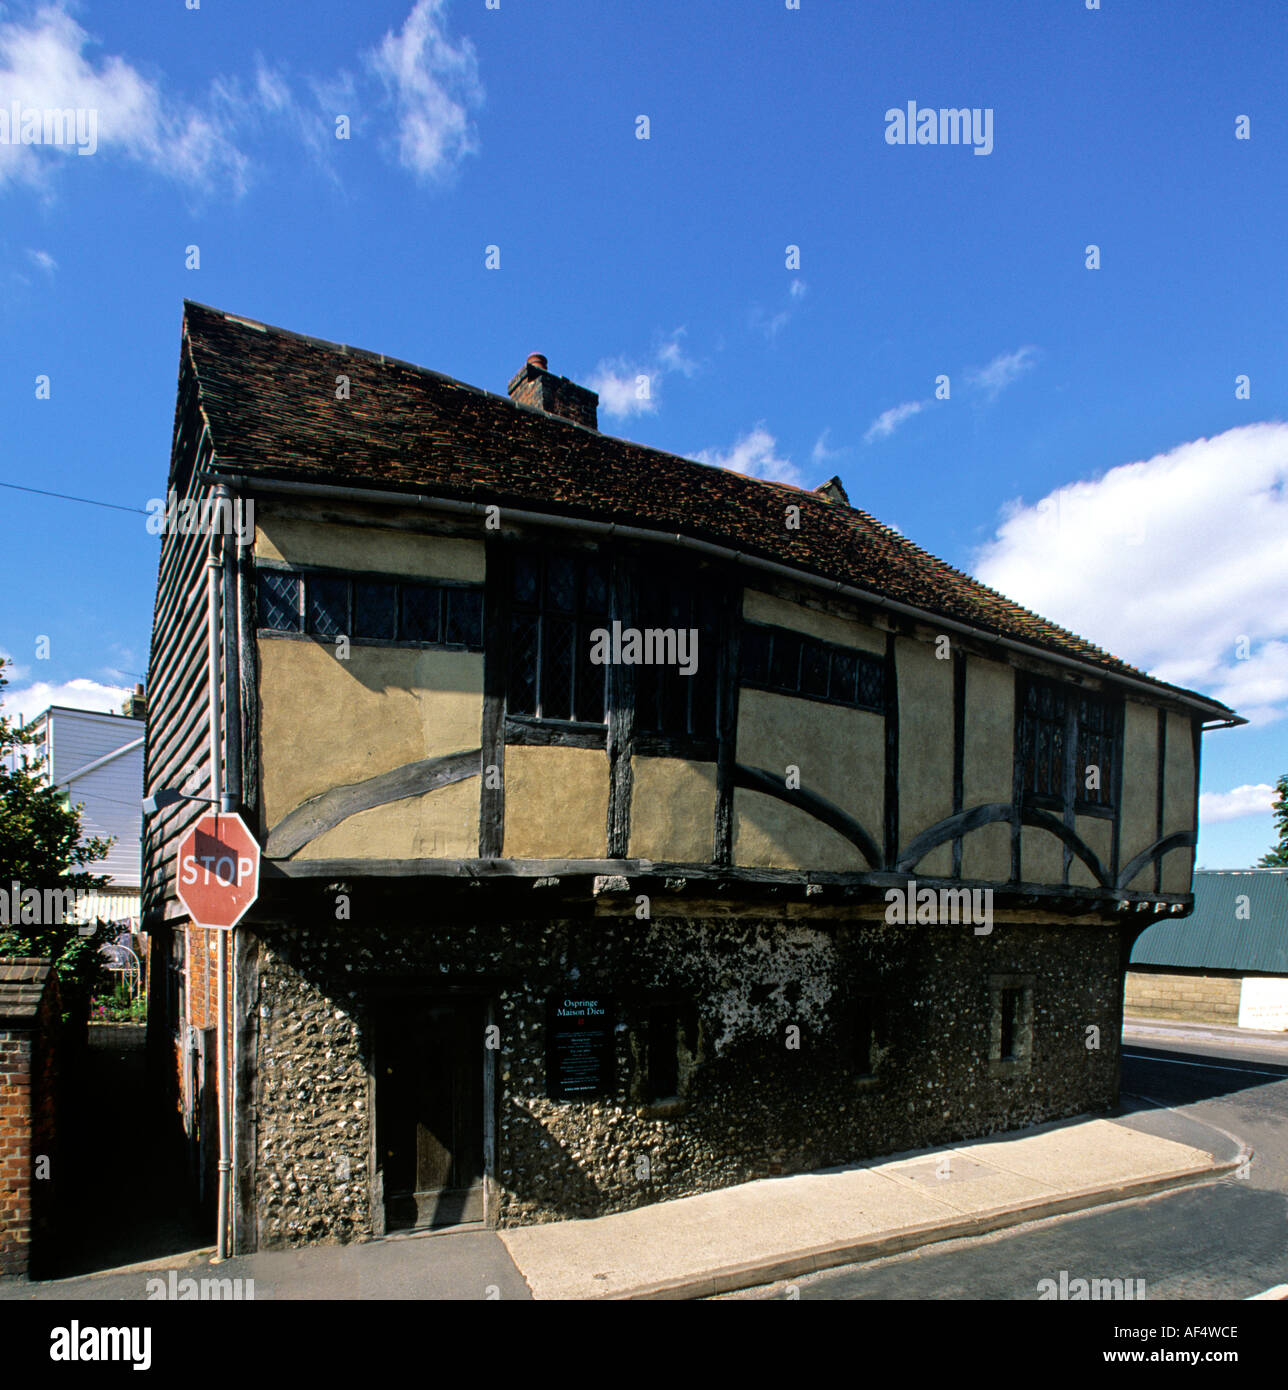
[1131,870,1288,974]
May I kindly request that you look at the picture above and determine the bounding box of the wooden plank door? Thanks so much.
[377,997,486,1229]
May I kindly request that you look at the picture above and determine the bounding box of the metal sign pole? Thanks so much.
[207,543,231,1265]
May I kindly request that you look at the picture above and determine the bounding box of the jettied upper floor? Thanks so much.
[140,302,1244,930]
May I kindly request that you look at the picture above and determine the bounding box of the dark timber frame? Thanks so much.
[479,542,509,859]
[883,633,899,871]
[951,651,966,879]
[1155,709,1167,894]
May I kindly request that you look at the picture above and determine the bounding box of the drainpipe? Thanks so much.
[207,489,232,1263]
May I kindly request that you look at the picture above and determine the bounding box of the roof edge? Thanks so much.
[203,465,1242,722]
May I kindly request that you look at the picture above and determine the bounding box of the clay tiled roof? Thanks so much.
[179,301,1235,716]
[0,957,53,1025]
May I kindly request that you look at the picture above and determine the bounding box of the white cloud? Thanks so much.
[812,427,844,466]
[973,422,1288,722]
[749,279,807,341]
[0,648,30,685]
[1199,784,1278,824]
[655,332,697,378]
[589,329,696,420]
[366,0,482,183]
[0,4,484,199]
[26,247,55,272]
[864,399,924,443]
[694,426,803,487]
[0,4,248,194]
[253,59,292,114]
[3,677,130,725]
[863,344,1036,450]
[749,304,791,341]
[965,345,1039,400]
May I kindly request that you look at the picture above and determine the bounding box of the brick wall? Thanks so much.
[0,1029,34,1277]
[185,925,232,1030]
[1124,967,1243,1025]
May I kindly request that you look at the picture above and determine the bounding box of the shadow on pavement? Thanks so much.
[35,1023,206,1282]
[1118,1043,1288,1112]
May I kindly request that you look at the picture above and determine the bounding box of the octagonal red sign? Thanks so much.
[175,812,261,929]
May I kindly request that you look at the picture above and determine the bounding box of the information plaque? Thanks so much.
[546,993,614,1100]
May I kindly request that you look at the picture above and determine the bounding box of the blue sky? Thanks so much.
[1,0,1285,866]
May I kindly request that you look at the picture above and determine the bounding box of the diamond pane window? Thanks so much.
[306,575,349,637]
[509,548,608,724]
[856,658,883,711]
[742,622,883,713]
[1019,677,1118,812]
[827,648,858,704]
[353,581,397,641]
[546,556,576,612]
[633,575,720,741]
[508,612,540,713]
[542,619,575,721]
[445,588,483,648]
[258,566,481,651]
[1077,694,1116,808]
[769,631,802,691]
[513,554,539,607]
[401,584,442,644]
[575,621,606,723]
[258,571,301,631]
[801,642,830,698]
[741,626,772,685]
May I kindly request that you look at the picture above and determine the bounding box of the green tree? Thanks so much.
[0,655,115,1009]
[1257,774,1288,867]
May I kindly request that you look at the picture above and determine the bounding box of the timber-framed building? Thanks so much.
[143,301,1242,1251]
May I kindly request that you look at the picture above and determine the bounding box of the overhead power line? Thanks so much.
[0,480,148,515]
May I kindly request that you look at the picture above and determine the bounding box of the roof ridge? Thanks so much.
[177,302,1234,714]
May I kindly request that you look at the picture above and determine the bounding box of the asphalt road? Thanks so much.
[722,1020,1288,1300]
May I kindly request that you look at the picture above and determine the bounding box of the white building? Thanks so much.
[24,690,145,933]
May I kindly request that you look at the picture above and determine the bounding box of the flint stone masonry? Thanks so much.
[248,915,1121,1248]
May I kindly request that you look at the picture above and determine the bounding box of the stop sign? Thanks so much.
[176,812,261,929]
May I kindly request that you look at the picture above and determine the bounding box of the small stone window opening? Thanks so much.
[854,993,878,1078]
[641,1002,698,1111]
[647,1005,681,1101]
[988,974,1034,1078]
[999,987,1022,1059]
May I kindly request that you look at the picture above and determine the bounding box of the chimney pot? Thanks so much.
[507,353,598,431]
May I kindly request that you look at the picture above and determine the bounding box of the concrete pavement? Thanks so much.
[2,1107,1243,1301]
[499,1112,1242,1299]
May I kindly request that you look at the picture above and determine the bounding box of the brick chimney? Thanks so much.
[122,683,147,720]
[508,353,598,431]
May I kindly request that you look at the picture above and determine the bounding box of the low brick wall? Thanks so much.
[0,958,59,1280]
[0,1028,35,1277]
[1125,967,1242,1025]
